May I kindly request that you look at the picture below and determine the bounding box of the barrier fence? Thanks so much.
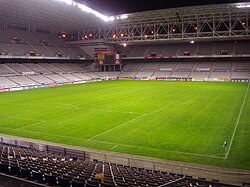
[0,136,86,160]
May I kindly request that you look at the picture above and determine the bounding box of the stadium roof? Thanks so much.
[112,2,250,24]
[0,0,249,32]
[80,0,247,15]
[0,0,111,32]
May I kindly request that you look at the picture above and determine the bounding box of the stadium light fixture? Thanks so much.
[120,15,128,19]
[54,0,128,22]
[123,43,127,47]
[109,16,115,21]
[236,4,250,8]
[190,40,195,44]
[60,0,72,5]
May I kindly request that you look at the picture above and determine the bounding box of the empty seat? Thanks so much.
[0,161,10,174]
[44,173,57,185]
[20,167,31,179]
[31,170,44,182]
[72,180,85,187]
[58,176,71,187]
[85,180,100,187]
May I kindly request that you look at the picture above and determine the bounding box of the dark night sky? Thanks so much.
[78,0,250,15]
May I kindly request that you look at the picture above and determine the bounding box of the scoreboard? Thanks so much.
[105,54,115,64]
[97,51,121,66]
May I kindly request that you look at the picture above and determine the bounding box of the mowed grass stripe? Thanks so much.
[0,81,248,169]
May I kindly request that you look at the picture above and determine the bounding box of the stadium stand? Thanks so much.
[0,77,18,87]
[0,1,250,186]
[5,63,32,73]
[231,62,250,79]
[0,28,89,58]
[0,61,249,88]
[8,75,38,85]
[28,75,55,84]
[235,41,250,55]
[119,41,250,58]
[0,64,16,75]
[0,143,240,187]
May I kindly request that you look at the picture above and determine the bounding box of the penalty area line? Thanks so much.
[88,113,147,140]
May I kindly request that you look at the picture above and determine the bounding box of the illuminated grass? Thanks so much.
[0,80,249,169]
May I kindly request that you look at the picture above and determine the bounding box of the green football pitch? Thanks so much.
[0,80,249,170]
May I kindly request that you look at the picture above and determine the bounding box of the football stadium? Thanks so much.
[0,0,250,186]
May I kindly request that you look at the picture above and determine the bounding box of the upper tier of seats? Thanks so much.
[0,143,238,187]
[117,41,250,57]
[0,28,88,58]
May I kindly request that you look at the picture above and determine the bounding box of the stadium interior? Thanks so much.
[0,0,250,186]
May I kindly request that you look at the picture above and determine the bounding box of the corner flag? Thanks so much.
[223,140,227,147]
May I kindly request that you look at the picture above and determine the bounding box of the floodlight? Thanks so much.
[59,0,72,5]
[109,17,115,21]
[54,0,128,22]
[120,15,128,19]
[236,4,250,8]
[54,0,109,22]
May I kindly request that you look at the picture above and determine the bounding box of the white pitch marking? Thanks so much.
[225,82,249,159]
[15,121,47,130]
[57,103,79,109]
[111,145,118,150]
[0,102,79,110]
[241,131,249,134]
[88,113,147,140]
[87,139,225,159]
[86,108,142,115]
[0,115,42,122]
[0,126,224,159]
